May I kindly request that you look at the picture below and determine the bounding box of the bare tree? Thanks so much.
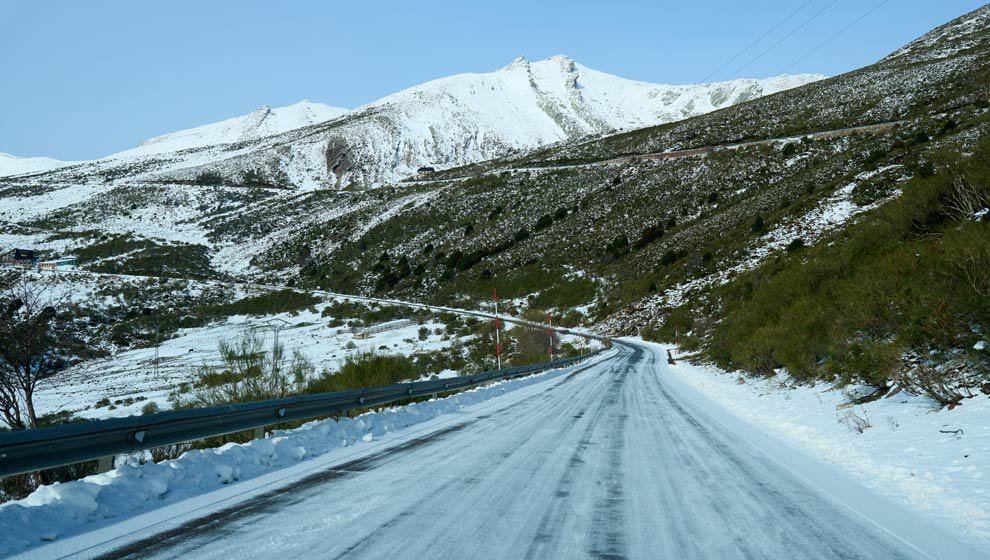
[951,242,990,298]
[943,170,986,221]
[0,275,69,429]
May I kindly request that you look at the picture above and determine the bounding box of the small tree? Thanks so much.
[194,171,225,186]
[751,215,765,233]
[0,276,71,430]
[189,332,312,406]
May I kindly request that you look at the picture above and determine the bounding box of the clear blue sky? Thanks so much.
[1,0,986,160]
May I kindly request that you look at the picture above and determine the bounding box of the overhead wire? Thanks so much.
[780,0,892,73]
[700,0,817,83]
[727,0,843,79]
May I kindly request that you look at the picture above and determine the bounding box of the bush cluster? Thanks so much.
[706,139,990,393]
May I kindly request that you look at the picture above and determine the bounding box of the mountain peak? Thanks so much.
[503,56,530,70]
[119,101,347,158]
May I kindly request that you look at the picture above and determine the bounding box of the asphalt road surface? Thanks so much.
[90,343,941,559]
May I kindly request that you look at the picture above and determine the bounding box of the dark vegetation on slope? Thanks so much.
[645,140,990,405]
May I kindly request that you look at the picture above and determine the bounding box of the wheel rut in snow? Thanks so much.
[331,358,619,559]
[524,350,636,559]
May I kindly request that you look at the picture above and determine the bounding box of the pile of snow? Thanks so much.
[0,352,609,557]
[648,340,990,548]
[0,152,75,177]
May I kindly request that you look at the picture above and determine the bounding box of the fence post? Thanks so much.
[97,455,114,474]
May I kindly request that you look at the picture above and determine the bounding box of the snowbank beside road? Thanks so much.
[0,352,608,558]
[645,340,990,550]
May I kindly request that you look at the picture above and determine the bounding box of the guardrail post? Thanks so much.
[254,426,265,440]
[97,455,114,474]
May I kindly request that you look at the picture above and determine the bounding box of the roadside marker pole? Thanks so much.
[493,288,502,370]
[547,313,553,360]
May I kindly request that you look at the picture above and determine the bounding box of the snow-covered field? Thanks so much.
[35,306,456,420]
[649,340,990,550]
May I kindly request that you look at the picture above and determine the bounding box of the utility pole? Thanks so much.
[493,288,502,370]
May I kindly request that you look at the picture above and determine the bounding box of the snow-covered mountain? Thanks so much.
[5,57,822,189]
[108,100,348,159]
[0,152,75,177]
[315,55,823,185]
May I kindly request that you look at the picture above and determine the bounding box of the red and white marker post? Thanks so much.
[547,312,554,360]
[493,288,502,370]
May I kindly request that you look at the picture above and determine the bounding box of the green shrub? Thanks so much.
[709,139,990,388]
[201,289,321,317]
[194,171,225,185]
[751,215,765,233]
[188,333,313,406]
[141,401,160,415]
[633,223,664,249]
[306,353,420,393]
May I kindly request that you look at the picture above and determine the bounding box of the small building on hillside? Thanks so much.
[417,166,436,176]
[38,257,78,271]
[2,248,37,268]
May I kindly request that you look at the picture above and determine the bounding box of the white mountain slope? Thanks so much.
[4,56,822,190]
[313,55,824,185]
[108,100,348,159]
[0,152,75,177]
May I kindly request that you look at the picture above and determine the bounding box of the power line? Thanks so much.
[780,0,891,74]
[701,0,817,83]
[728,0,843,80]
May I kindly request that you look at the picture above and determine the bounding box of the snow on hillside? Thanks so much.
[319,55,824,185]
[886,5,990,63]
[0,152,75,177]
[34,306,454,420]
[107,100,348,159]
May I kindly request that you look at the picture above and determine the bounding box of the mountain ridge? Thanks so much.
[0,56,822,186]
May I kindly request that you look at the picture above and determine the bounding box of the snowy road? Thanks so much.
[58,343,978,559]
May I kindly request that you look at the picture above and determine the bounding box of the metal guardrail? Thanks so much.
[0,351,604,479]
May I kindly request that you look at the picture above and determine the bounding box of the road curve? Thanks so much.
[87,343,950,559]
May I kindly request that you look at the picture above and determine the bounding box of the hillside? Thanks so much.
[266,5,988,394]
[0,153,74,177]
